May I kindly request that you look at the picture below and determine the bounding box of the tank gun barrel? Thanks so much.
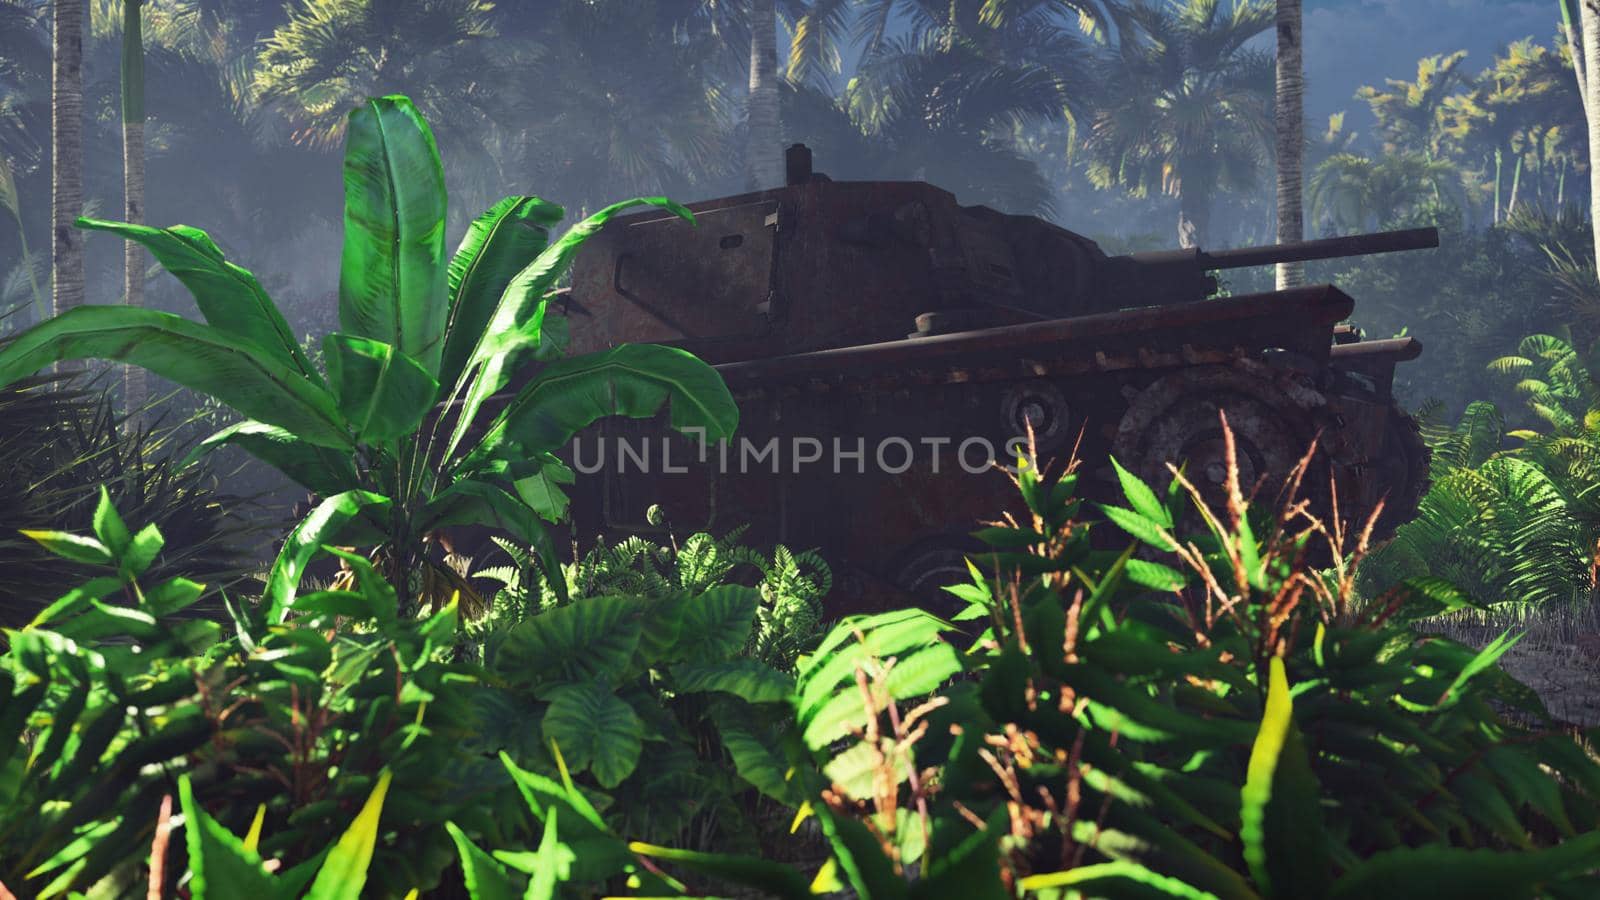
[1195,227,1439,270]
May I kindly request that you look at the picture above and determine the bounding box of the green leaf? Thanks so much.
[444,821,519,900]
[1433,629,1522,709]
[145,577,206,617]
[460,343,739,472]
[442,198,696,463]
[494,595,643,685]
[1114,456,1173,527]
[178,774,281,900]
[1329,833,1600,900]
[524,808,576,900]
[628,842,813,900]
[339,96,449,374]
[672,659,795,703]
[439,195,565,394]
[709,704,795,803]
[0,306,351,447]
[91,485,131,559]
[263,490,391,624]
[674,585,760,661]
[124,523,165,574]
[305,768,393,900]
[1099,503,1178,551]
[420,479,565,603]
[1020,861,1219,898]
[20,530,112,566]
[512,454,576,523]
[1126,558,1188,592]
[541,683,643,789]
[183,420,361,497]
[74,217,321,383]
[323,333,439,443]
[1240,656,1308,896]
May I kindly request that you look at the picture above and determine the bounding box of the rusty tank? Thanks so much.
[542,144,1436,612]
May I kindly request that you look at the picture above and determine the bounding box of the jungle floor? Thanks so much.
[1436,604,1600,728]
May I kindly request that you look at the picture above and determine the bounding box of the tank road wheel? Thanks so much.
[1001,381,1073,456]
[1110,364,1356,531]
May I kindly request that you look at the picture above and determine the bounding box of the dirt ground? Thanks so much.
[1434,605,1600,728]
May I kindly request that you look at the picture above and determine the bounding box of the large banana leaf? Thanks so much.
[0,306,351,448]
[323,333,439,444]
[339,96,449,375]
[440,197,695,464]
[184,420,360,497]
[437,195,565,395]
[74,217,321,384]
[458,343,738,472]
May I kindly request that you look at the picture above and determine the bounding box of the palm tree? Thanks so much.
[1357,50,1470,157]
[1562,0,1600,272]
[748,0,782,187]
[254,0,502,150]
[1274,0,1304,288]
[120,0,146,414]
[506,0,730,212]
[1083,0,1274,248]
[1307,151,1467,233]
[844,32,1066,212]
[51,0,85,316]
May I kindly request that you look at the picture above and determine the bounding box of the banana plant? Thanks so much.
[0,95,738,617]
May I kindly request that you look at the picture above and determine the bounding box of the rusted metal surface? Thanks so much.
[533,151,1434,613]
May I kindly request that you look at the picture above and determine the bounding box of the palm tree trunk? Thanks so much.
[1274,0,1304,288]
[746,0,783,190]
[1177,195,1210,250]
[51,0,85,318]
[1582,1,1600,270]
[122,0,147,417]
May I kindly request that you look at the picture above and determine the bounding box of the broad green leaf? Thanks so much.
[1329,833,1600,900]
[323,333,439,443]
[493,595,643,685]
[91,486,131,558]
[674,585,760,661]
[0,305,351,447]
[512,454,576,523]
[306,768,393,900]
[124,523,165,574]
[75,217,321,382]
[144,577,206,617]
[420,480,566,602]
[263,490,391,624]
[184,420,361,497]
[20,530,112,566]
[671,659,795,703]
[459,343,739,473]
[178,775,280,900]
[541,683,643,789]
[438,195,565,393]
[339,96,449,374]
[709,704,795,803]
[441,198,697,463]
[444,821,518,900]
[882,643,963,699]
